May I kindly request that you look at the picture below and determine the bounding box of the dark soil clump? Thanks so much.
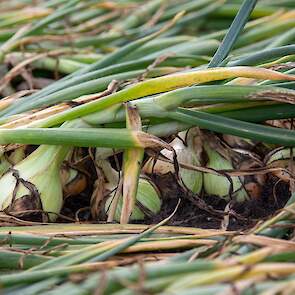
[145,173,291,231]
[57,170,290,231]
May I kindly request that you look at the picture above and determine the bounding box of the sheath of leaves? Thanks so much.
[120,104,145,224]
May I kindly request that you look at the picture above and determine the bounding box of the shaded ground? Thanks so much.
[61,170,290,231]
[144,173,291,230]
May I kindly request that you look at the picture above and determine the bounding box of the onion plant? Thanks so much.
[0,1,295,294]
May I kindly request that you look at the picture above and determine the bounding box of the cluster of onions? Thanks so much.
[0,127,268,223]
[143,129,265,204]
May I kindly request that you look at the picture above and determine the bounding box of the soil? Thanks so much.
[60,171,291,231]
[143,173,291,231]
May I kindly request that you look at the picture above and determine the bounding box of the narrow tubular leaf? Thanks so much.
[0,128,166,149]
[168,109,295,146]
[229,45,295,66]
[208,0,258,67]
